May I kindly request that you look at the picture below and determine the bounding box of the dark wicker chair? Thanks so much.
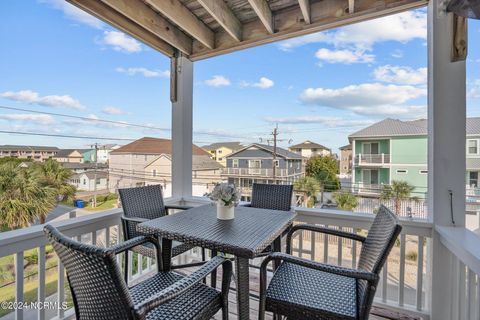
[244,183,294,212]
[119,185,205,282]
[44,224,232,320]
[258,205,402,320]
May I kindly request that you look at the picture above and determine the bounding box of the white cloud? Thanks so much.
[279,10,426,51]
[0,90,85,110]
[373,65,427,85]
[300,83,426,117]
[468,80,480,98]
[40,0,104,29]
[391,49,404,58]
[315,48,374,64]
[101,31,142,53]
[241,77,275,89]
[102,107,126,115]
[0,113,55,125]
[116,67,170,78]
[205,75,231,87]
[264,116,375,127]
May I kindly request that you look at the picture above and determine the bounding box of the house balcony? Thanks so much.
[354,154,391,167]
[3,197,479,320]
[221,167,299,178]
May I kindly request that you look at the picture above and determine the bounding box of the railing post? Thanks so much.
[171,53,193,200]
[428,0,467,318]
[381,153,385,164]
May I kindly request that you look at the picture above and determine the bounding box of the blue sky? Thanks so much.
[0,1,479,153]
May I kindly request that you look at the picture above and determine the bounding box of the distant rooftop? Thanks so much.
[202,142,243,151]
[111,137,209,156]
[61,162,108,170]
[0,145,59,152]
[339,144,352,150]
[228,143,303,160]
[289,140,329,150]
[53,149,83,158]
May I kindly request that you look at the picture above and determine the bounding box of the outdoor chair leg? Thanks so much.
[202,248,206,284]
[124,250,129,284]
[211,249,218,288]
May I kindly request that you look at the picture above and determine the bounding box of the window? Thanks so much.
[469,171,478,187]
[362,169,379,185]
[152,169,157,177]
[83,179,86,185]
[232,159,239,168]
[274,160,279,167]
[419,170,428,174]
[219,157,223,161]
[396,169,408,174]
[468,139,478,155]
[249,160,261,168]
[362,142,379,155]
[218,150,222,154]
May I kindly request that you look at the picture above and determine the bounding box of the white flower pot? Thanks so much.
[217,202,234,220]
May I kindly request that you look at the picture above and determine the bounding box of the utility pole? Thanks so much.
[92,143,99,208]
[272,125,278,182]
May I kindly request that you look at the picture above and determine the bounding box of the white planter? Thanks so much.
[217,202,235,220]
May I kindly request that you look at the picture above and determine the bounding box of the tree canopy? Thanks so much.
[305,156,341,191]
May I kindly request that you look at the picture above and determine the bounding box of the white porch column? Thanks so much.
[171,54,193,199]
[428,0,466,318]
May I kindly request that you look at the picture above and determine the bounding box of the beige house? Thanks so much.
[202,142,243,167]
[109,137,222,197]
[289,141,331,159]
[0,145,59,162]
[339,144,353,177]
[53,149,84,163]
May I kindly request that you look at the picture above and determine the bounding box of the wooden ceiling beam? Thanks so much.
[145,0,215,49]
[197,0,242,42]
[100,0,192,55]
[190,0,427,61]
[67,0,175,57]
[349,0,355,14]
[247,0,274,33]
[298,0,311,24]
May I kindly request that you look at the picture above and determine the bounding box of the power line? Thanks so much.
[0,130,135,141]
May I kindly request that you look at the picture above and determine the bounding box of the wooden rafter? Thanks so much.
[247,0,274,34]
[348,0,355,14]
[100,0,192,54]
[145,0,215,49]
[197,0,242,42]
[190,0,427,61]
[298,0,311,24]
[67,0,175,57]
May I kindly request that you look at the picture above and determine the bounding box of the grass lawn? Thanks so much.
[83,198,117,212]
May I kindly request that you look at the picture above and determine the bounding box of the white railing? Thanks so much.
[355,153,391,165]
[292,207,433,319]
[221,167,293,177]
[436,226,480,320]
[0,197,436,320]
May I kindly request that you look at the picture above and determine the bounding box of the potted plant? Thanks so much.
[208,183,240,220]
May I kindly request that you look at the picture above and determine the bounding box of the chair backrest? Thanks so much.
[356,205,402,319]
[250,183,293,211]
[119,184,166,240]
[44,225,134,320]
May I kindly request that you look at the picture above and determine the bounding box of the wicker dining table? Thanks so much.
[137,204,296,320]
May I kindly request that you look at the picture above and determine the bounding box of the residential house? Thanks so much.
[0,145,59,161]
[288,140,331,159]
[61,162,109,174]
[53,149,84,163]
[202,142,243,167]
[79,149,96,163]
[109,137,222,197]
[339,144,353,177]
[70,171,108,192]
[97,144,121,164]
[222,143,304,201]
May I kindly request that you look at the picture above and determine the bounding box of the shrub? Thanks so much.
[406,250,418,261]
[333,192,358,211]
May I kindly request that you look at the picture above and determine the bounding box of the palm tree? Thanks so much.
[0,163,56,229]
[380,180,415,215]
[33,160,76,223]
[294,176,321,208]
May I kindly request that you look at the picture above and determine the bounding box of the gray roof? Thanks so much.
[339,144,352,150]
[72,171,108,179]
[349,118,480,141]
[0,145,59,152]
[228,143,303,160]
[289,140,329,150]
[54,149,83,158]
[61,162,108,170]
[202,142,243,151]
[192,155,224,170]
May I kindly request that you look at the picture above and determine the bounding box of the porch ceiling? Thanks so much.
[67,0,428,61]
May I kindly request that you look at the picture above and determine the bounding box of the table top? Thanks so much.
[137,204,297,258]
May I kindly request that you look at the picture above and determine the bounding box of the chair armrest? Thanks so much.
[262,252,378,282]
[165,205,193,213]
[239,202,252,207]
[134,256,232,317]
[109,236,159,255]
[286,224,365,254]
[121,215,149,223]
